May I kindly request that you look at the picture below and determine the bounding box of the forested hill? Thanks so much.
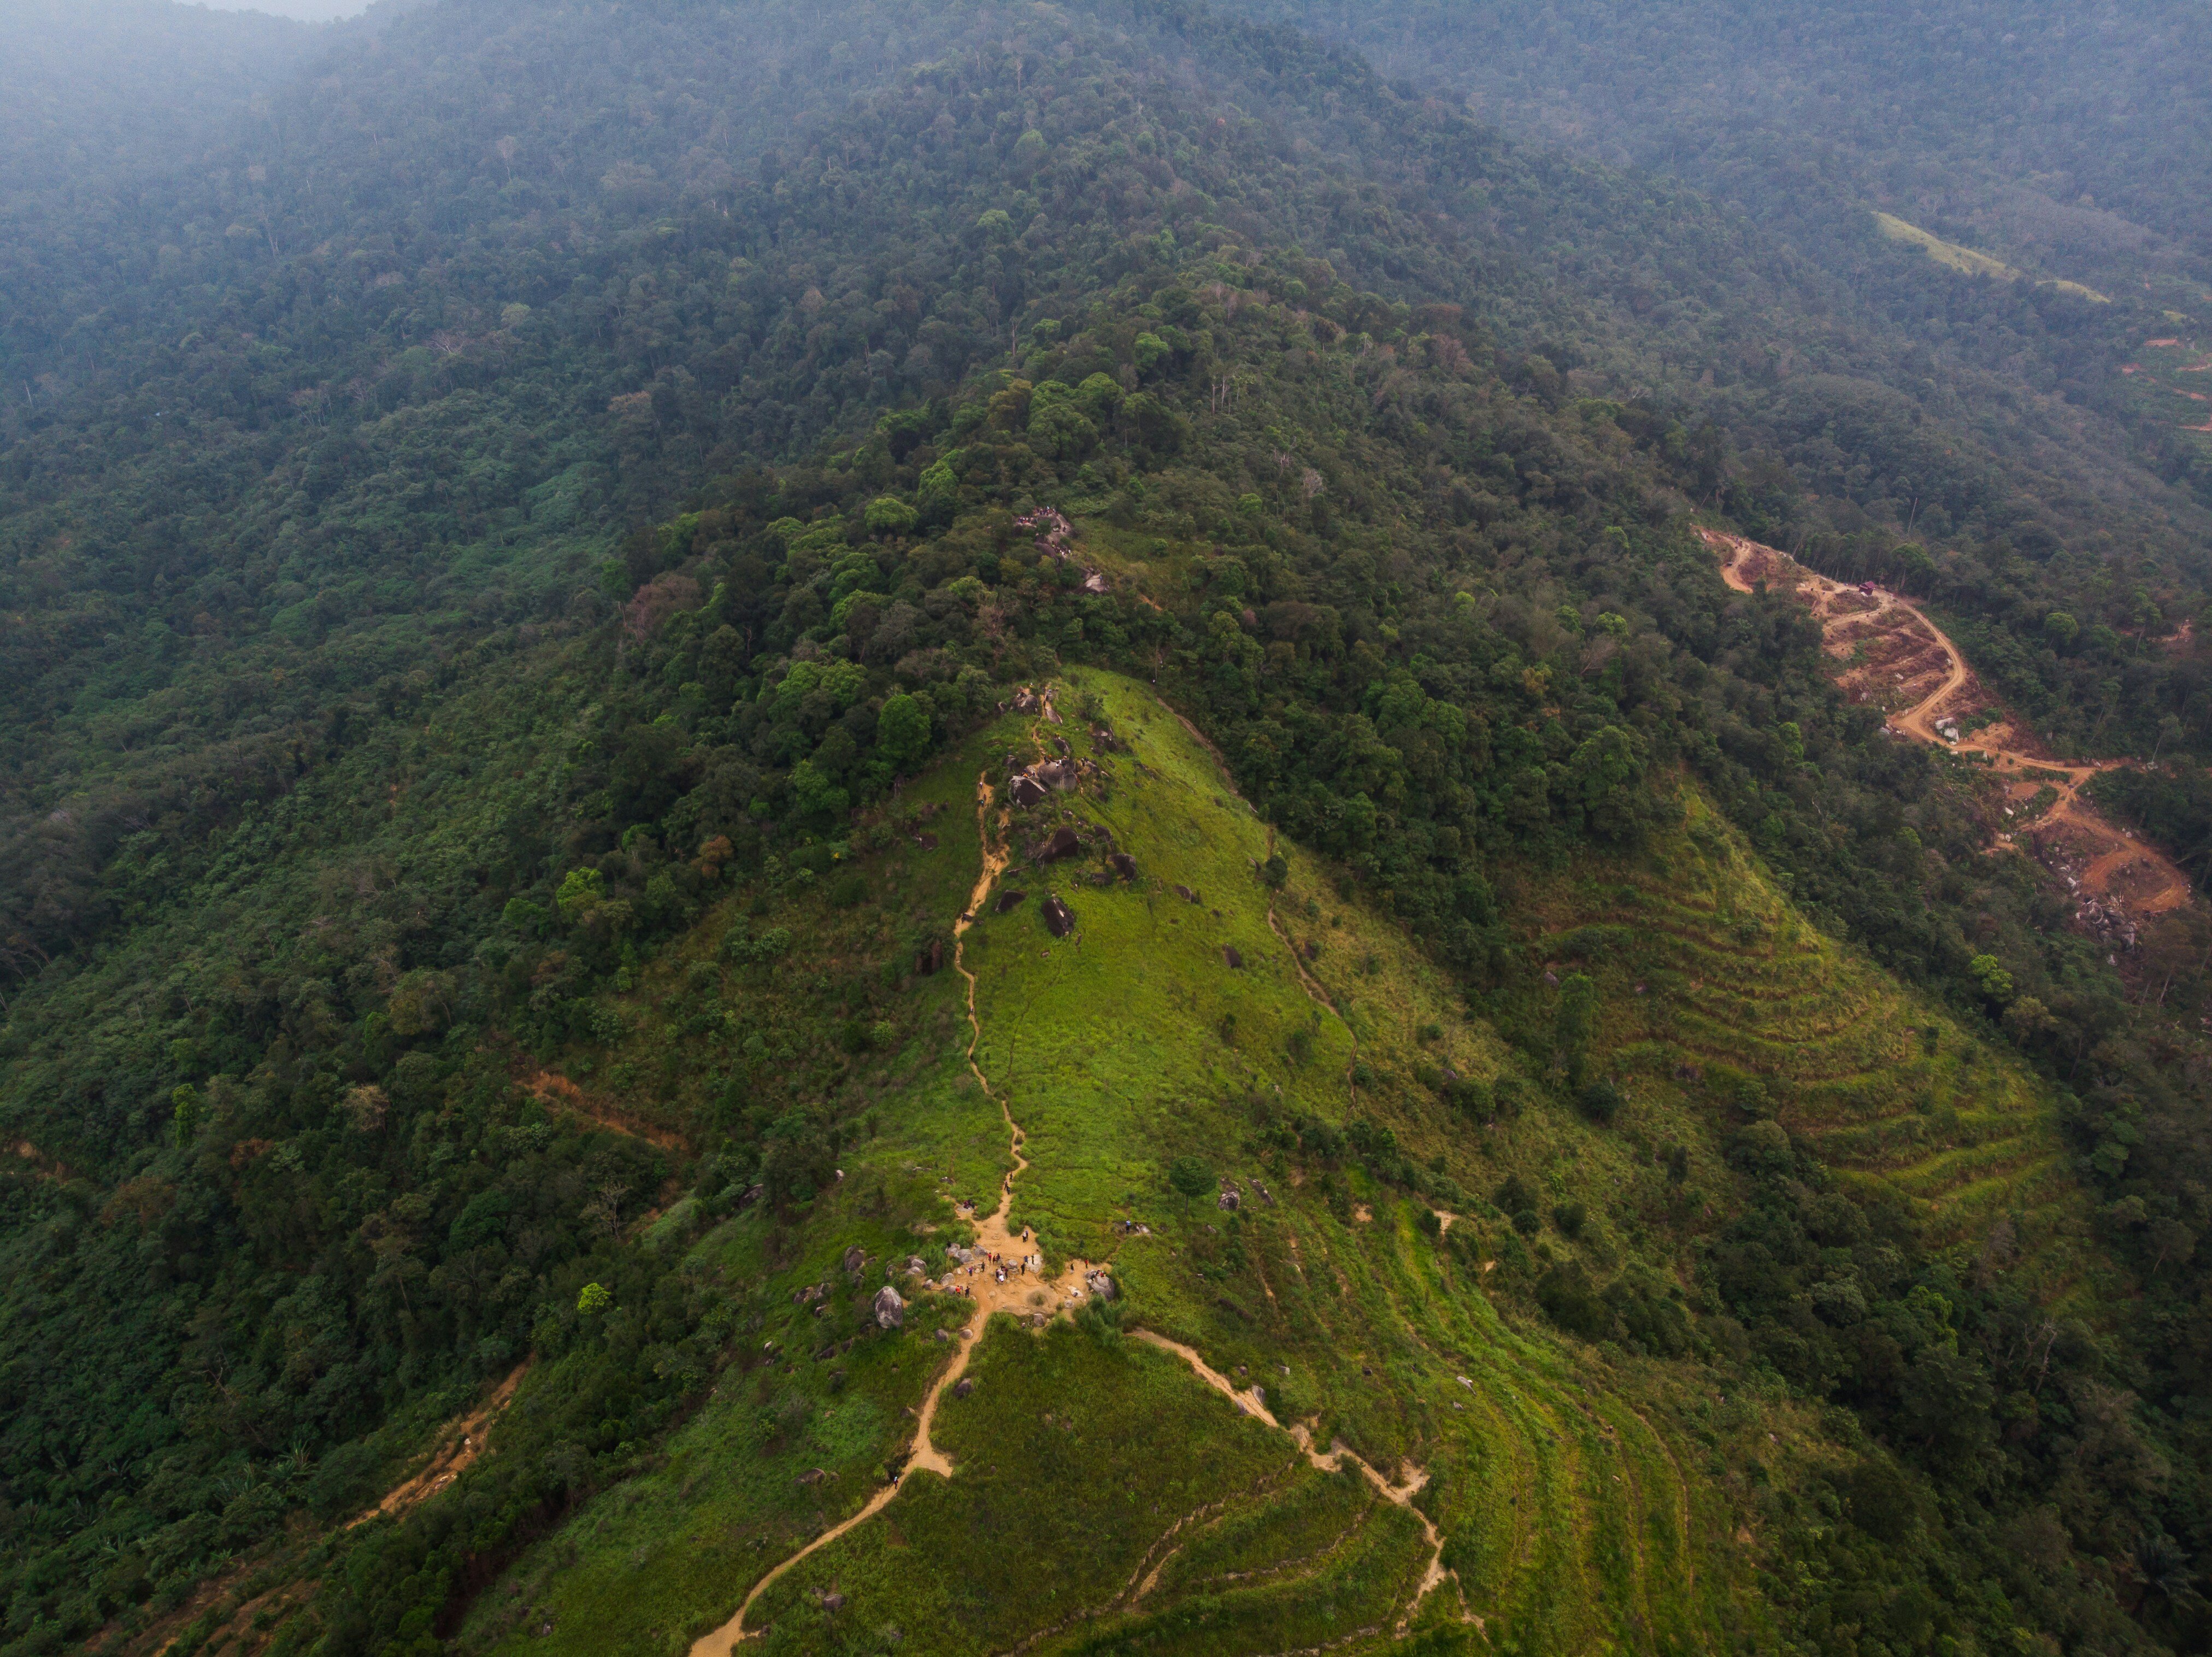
[1217,0,2212,762]
[7,2,2212,1655]
[0,0,410,213]
[12,0,2212,988]
[1220,0,2212,301]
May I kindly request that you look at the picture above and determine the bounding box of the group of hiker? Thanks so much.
[942,1229,1049,1295]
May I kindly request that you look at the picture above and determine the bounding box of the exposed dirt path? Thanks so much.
[1702,528,2193,927]
[1128,1331,1473,1634]
[695,750,1106,1652]
[350,1361,532,1528]
[508,1063,690,1152]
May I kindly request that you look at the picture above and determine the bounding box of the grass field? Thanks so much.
[450,669,2110,1656]
[1502,788,2098,1296]
[1874,210,2109,302]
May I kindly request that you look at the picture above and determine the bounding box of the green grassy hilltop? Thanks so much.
[448,673,1813,1657]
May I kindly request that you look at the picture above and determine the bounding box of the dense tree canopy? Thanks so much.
[7,1,2212,1654]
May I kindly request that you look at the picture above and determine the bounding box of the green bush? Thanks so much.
[1577,1078,1624,1124]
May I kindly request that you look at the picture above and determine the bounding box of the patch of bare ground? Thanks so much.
[95,1558,320,1657]
[351,1360,533,1528]
[488,1036,689,1151]
[11,1139,72,1182]
[1699,527,2195,942]
[94,1367,533,1656]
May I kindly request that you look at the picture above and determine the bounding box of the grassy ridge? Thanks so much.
[462,670,2109,1655]
[705,675,1759,1654]
[1873,210,2110,302]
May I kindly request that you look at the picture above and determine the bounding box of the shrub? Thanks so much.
[1729,1119,1796,1178]
[1552,1201,1586,1237]
[1577,1078,1624,1124]
[1536,1261,1610,1339]
[1443,1076,1491,1116]
[1555,972,1598,1086]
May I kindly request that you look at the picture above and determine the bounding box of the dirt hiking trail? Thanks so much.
[692,685,1468,1650]
[1702,528,2192,936]
[350,1361,533,1529]
[1128,1331,1468,1632]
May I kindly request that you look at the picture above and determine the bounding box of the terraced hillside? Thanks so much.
[452,671,1781,1657]
[1505,789,2097,1295]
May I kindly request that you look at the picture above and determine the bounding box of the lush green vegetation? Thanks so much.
[8,2,2212,1655]
[1220,0,2212,787]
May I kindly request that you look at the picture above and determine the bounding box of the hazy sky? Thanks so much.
[191,0,373,20]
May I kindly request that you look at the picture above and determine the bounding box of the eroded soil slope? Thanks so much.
[1703,529,2192,942]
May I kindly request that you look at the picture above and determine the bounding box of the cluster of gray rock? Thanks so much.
[1014,509,1111,594]
[1007,752,1092,807]
[1216,1177,1274,1211]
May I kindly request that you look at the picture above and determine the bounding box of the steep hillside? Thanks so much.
[1508,787,2095,1286]
[13,3,2212,1653]
[439,672,1775,1657]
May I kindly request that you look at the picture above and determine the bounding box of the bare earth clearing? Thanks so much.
[1701,529,2192,940]
[351,1361,536,1528]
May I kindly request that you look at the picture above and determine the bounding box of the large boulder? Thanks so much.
[1085,1270,1116,1301]
[842,1244,866,1275]
[873,1286,905,1330]
[1042,895,1075,938]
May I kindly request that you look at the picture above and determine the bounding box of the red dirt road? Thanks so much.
[1702,529,2192,932]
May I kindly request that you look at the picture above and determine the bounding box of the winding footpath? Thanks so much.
[690,765,1097,1654]
[1127,1331,1466,1634]
[1702,528,2192,921]
[692,690,1468,1649]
